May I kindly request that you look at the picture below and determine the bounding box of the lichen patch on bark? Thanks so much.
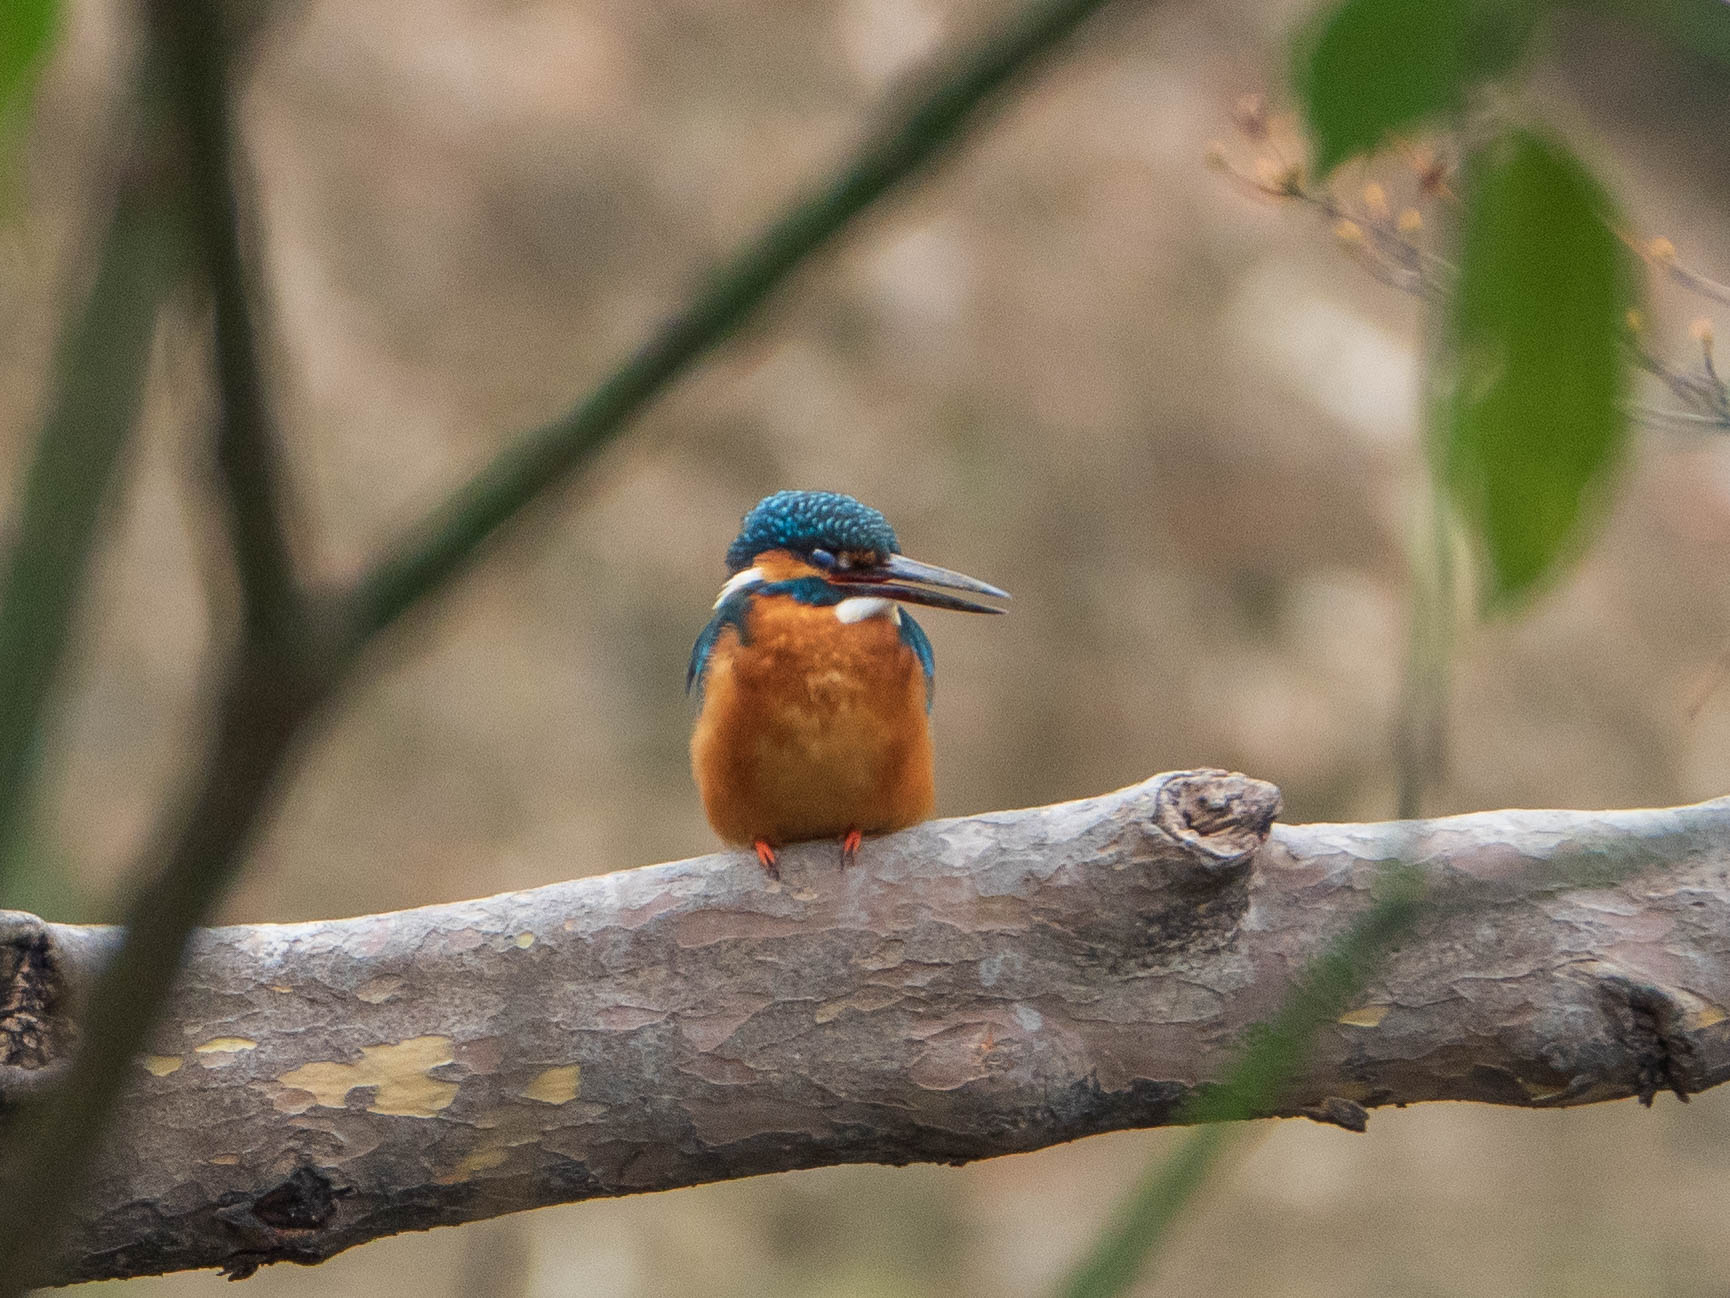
[1337,1005,1389,1027]
[274,1035,460,1116]
[518,1064,581,1104]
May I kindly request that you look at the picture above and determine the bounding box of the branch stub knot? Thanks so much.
[1152,769,1283,874]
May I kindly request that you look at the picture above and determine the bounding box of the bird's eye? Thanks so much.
[810,548,836,570]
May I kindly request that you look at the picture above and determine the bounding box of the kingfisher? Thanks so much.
[688,490,1009,877]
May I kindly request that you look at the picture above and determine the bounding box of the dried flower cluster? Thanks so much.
[1209,94,1730,432]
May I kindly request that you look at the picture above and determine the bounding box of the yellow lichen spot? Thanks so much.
[268,984,292,994]
[195,1037,258,1055]
[1362,182,1388,219]
[1687,1004,1727,1031]
[1520,1078,1569,1101]
[1692,317,1715,346]
[1649,236,1677,265]
[452,1147,510,1178]
[514,932,536,949]
[1337,1004,1389,1028]
[275,1035,460,1117]
[140,1055,183,1077]
[1625,308,1646,333]
[519,1064,581,1105]
[1396,207,1423,234]
[1333,219,1364,246]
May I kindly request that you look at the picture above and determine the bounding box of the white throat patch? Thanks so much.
[834,596,899,625]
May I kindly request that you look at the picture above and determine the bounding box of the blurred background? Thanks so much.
[9,0,1730,1292]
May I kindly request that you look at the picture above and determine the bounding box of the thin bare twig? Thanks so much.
[1213,141,1730,433]
[161,0,306,639]
[342,0,1122,648]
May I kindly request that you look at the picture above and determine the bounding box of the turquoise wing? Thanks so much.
[899,611,936,711]
[687,592,751,699]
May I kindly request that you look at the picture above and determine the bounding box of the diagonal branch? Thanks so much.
[0,8,326,1288]
[2,771,1727,1284]
[157,0,307,639]
[342,0,1123,647]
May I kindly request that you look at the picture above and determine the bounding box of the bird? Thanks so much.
[688,490,1008,877]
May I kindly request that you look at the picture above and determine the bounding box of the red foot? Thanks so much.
[753,839,780,879]
[839,828,863,867]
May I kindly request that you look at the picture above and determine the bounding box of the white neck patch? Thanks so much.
[835,596,899,625]
[714,566,765,607]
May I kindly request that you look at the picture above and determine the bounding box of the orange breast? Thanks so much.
[690,596,934,846]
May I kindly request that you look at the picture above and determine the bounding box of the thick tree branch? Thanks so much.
[1,770,1726,1283]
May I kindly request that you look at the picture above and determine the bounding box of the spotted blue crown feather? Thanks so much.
[724,490,900,573]
[692,491,936,709]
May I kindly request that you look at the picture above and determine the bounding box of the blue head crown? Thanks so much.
[725,491,901,573]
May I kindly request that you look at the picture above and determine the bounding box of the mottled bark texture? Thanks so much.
[2,770,1728,1282]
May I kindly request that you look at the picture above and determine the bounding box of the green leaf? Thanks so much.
[0,0,57,111]
[1566,0,1730,64]
[1295,0,1540,177]
[0,183,171,906]
[1438,129,1635,607]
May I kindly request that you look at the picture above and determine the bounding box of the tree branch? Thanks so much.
[2,770,1725,1283]
[342,0,1124,646]
[0,10,334,1288]
[157,0,307,639]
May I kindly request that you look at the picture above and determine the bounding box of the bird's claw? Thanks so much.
[753,839,780,879]
[839,828,863,867]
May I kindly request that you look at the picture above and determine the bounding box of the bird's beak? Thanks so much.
[831,554,1010,614]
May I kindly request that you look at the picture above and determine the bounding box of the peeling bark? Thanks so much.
[2,769,1728,1282]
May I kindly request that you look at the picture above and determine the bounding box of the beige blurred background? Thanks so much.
[9,0,1730,1293]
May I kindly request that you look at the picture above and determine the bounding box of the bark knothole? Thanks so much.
[0,911,65,1075]
[1594,973,1703,1106]
[214,1167,351,1278]
[1152,769,1283,877]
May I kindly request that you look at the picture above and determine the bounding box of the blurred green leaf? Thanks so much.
[1295,0,1539,177]
[0,183,171,907]
[1439,128,1635,607]
[0,0,57,111]
[1,827,94,922]
[1567,0,1730,64]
